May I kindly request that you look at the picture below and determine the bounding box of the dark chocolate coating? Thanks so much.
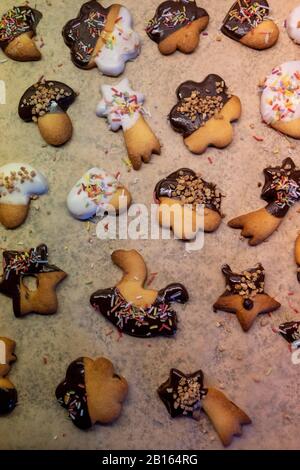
[169,75,230,137]
[56,358,92,430]
[0,6,42,49]
[221,0,269,42]
[278,321,300,344]
[0,387,17,415]
[62,0,110,68]
[90,283,189,338]
[146,0,208,44]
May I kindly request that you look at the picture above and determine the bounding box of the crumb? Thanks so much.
[252,376,261,383]
[257,182,262,187]
[265,367,272,376]
[43,357,48,365]
[260,318,269,327]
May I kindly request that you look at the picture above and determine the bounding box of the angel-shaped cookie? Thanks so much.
[228,158,300,246]
[0,337,17,415]
[213,264,280,331]
[169,75,241,154]
[96,78,161,170]
[158,368,251,447]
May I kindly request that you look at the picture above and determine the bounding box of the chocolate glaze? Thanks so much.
[0,244,64,317]
[221,0,269,42]
[62,0,110,68]
[158,368,207,419]
[261,158,300,218]
[146,0,208,44]
[278,321,300,344]
[18,80,76,122]
[56,358,92,430]
[90,283,189,338]
[0,387,17,415]
[0,6,42,49]
[169,75,230,137]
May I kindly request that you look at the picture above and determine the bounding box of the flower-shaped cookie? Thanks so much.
[169,75,241,154]
[0,337,17,416]
[62,0,140,76]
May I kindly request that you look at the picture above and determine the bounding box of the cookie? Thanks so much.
[146,0,209,55]
[169,75,241,154]
[18,78,77,146]
[0,5,42,61]
[0,244,67,318]
[213,264,280,332]
[278,321,300,347]
[261,62,300,138]
[286,6,300,44]
[295,234,300,282]
[221,0,279,50]
[0,337,17,416]
[154,168,222,240]
[90,249,189,338]
[228,158,300,246]
[67,168,132,220]
[56,357,128,430]
[62,0,140,76]
[96,78,161,170]
[158,368,251,447]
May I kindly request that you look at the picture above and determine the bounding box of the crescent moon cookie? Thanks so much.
[0,244,67,318]
[67,168,132,220]
[0,163,48,229]
[0,337,17,416]
[158,368,251,447]
[62,0,140,76]
[96,78,161,170]
[90,249,189,338]
[221,0,279,50]
[146,0,209,55]
[0,5,42,61]
[261,62,300,139]
[18,78,77,147]
[56,357,128,430]
[169,75,241,154]
[287,6,300,45]
[228,158,300,246]
[154,168,222,240]
[213,264,280,332]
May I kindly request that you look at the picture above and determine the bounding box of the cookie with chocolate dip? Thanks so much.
[154,168,222,240]
[90,249,189,338]
[158,368,251,447]
[213,264,280,331]
[56,357,128,430]
[169,75,241,154]
[0,5,42,61]
[146,0,209,55]
[18,79,77,146]
[0,337,17,416]
[228,158,300,246]
[221,0,279,50]
[0,244,67,318]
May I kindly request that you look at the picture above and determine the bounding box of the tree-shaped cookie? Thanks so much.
[96,78,161,170]
[0,337,17,415]
[228,158,300,246]
[158,368,251,447]
[169,75,241,154]
[213,264,280,331]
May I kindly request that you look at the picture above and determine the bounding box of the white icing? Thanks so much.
[261,61,300,124]
[0,163,48,206]
[96,78,144,132]
[67,168,121,220]
[287,6,300,44]
[95,7,141,77]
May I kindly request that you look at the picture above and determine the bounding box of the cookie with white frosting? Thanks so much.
[287,6,300,44]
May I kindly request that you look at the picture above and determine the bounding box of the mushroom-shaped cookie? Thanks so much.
[67,168,131,220]
[261,62,300,139]
[146,0,209,55]
[0,5,42,61]
[0,244,67,318]
[0,337,17,416]
[158,368,251,447]
[18,79,77,146]
[0,163,48,230]
[56,357,128,430]
[169,75,241,154]
[228,158,300,246]
[154,168,222,240]
[221,0,279,50]
[96,78,161,170]
[287,6,300,45]
[62,0,140,76]
[90,249,189,338]
[213,264,280,332]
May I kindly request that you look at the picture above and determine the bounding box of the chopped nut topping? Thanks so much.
[22,78,72,118]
